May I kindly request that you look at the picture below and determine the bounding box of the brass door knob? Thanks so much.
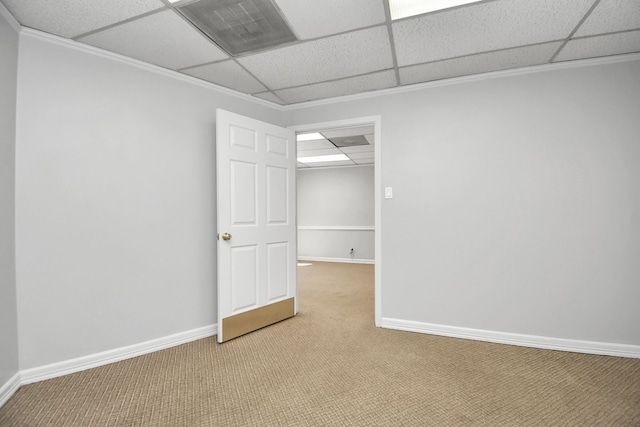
[222,233,232,241]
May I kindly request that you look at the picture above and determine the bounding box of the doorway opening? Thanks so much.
[290,116,381,326]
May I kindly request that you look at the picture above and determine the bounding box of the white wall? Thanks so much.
[14,32,285,370]
[0,9,20,390]
[297,165,374,262]
[290,57,640,347]
[7,25,640,378]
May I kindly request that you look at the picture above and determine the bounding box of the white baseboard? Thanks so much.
[0,372,21,408]
[20,324,217,385]
[381,317,640,359]
[298,256,374,265]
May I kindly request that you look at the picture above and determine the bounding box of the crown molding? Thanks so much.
[15,27,640,113]
[18,28,286,112]
[0,2,21,33]
[283,51,640,110]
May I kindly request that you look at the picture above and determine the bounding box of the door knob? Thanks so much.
[222,233,232,241]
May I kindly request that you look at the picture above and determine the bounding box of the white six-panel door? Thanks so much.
[216,109,297,343]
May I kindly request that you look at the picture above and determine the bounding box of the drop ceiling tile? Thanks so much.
[77,10,228,70]
[574,0,640,37]
[2,0,164,38]
[297,162,310,168]
[353,158,375,165]
[274,70,397,104]
[182,60,267,93]
[306,160,355,167]
[321,126,375,139]
[340,145,375,154]
[364,134,374,145]
[252,92,285,105]
[297,139,335,150]
[347,151,375,160]
[392,0,594,66]
[399,42,562,85]
[297,148,343,157]
[274,0,386,39]
[554,30,640,62]
[238,26,394,89]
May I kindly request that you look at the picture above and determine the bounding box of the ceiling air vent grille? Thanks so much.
[327,135,370,148]
[177,0,298,56]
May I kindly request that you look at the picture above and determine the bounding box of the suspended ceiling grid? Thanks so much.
[297,125,375,169]
[1,0,638,106]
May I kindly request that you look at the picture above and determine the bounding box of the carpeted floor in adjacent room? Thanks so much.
[1,262,639,426]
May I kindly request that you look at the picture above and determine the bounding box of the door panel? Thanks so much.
[266,134,288,156]
[217,109,297,343]
[230,245,258,312]
[230,161,257,225]
[230,125,257,151]
[266,166,288,224]
[267,242,289,302]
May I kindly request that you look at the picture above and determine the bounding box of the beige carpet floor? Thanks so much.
[1,262,639,426]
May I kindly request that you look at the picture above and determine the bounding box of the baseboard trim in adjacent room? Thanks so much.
[20,324,218,385]
[298,256,374,265]
[381,317,640,359]
[0,372,21,408]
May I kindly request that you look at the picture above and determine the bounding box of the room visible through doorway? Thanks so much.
[290,116,381,326]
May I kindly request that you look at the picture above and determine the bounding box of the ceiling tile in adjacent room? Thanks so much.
[399,42,562,86]
[297,148,343,157]
[297,139,335,151]
[364,134,374,145]
[353,158,375,165]
[182,60,267,94]
[328,135,369,147]
[274,0,386,39]
[554,30,640,62]
[1,0,164,38]
[238,26,393,89]
[340,145,375,154]
[306,160,355,167]
[252,92,285,105]
[574,0,640,37]
[392,0,594,66]
[274,70,397,104]
[322,126,375,139]
[77,10,228,70]
[346,151,375,160]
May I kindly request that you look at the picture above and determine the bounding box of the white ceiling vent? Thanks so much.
[177,0,298,56]
[327,135,370,148]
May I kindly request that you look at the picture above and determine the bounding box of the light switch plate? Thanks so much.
[385,187,393,199]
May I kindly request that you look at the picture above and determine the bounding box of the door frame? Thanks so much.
[289,115,382,327]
